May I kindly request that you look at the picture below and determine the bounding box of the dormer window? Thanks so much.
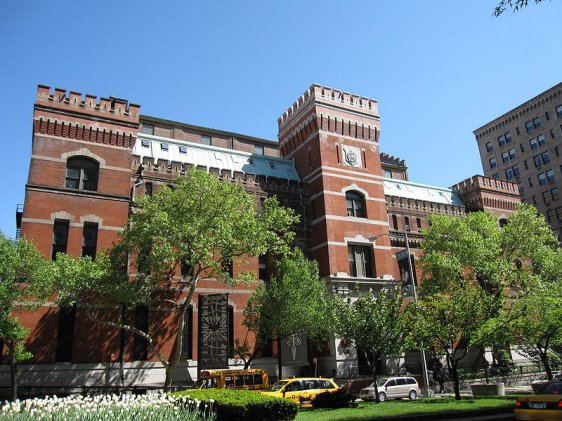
[141,139,151,148]
[179,145,187,154]
[161,143,169,151]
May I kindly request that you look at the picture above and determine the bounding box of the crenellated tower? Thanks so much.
[278,84,395,289]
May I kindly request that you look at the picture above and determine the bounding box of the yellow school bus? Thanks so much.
[198,368,270,390]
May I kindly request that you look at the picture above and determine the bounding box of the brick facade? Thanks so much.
[5,84,521,388]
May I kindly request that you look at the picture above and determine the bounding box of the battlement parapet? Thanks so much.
[278,84,379,132]
[452,175,519,195]
[36,85,140,124]
[380,152,406,167]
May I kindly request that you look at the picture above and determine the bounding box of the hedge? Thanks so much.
[172,389,298,421]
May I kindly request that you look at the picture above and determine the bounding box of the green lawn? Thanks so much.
[295,396,516,421]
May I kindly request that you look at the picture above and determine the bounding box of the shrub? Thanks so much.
[173,389,297,421]
[312,389,356,408]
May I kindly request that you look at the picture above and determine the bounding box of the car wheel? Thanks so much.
[378,392,386,402]
[409,390,417,400]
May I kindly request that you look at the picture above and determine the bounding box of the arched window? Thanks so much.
[65,157,99,191]
[346,191,366,218]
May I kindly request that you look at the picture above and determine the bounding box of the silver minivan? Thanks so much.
[359,376,421,402]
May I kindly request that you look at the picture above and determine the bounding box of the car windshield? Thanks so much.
[376,378,389,387]
[540,381,562,394]
[266,380,289,392]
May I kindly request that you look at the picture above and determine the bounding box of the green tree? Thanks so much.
[415,281,496,400]
[0,233,48,401]
[418,205,561,399]
[47,167,299,387]
[239,248,331,376]
[511,281,562,379]
[330,286,415,403]
[494,0,548,16]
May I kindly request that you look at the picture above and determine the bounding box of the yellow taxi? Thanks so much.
[260,377,340,406]
[514,380,562,420]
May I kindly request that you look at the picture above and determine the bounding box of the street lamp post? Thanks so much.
[371,231,432,397]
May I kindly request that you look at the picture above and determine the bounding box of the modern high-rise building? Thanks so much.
[1,84,520,391]
[474,82,562,239]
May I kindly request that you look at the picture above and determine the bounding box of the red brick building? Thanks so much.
[3,84,520,388]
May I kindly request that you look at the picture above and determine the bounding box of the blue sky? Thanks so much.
[1,0,561,238]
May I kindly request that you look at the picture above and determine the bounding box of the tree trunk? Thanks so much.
[8,342,17,402]
[539,348,553,380]
[371,352,381,404]
[277,336,283,380]
[448,356,461,401]
[164,301,190,387]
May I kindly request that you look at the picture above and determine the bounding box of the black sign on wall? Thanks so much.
[198,293,229,372]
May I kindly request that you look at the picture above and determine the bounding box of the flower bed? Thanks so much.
[0,392,215,420]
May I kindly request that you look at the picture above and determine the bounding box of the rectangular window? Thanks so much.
[145,182,153,196]
[528,177,534,187]
[533,117,541,129]
[179,145,187,154]
[524,160,529,169]
[492,173,499,179]
[547,169,556,183]
[547,209,555,222]
[542,151,550,164]
[133,305,149,361]
[512,165,520,177]
[551,187,560,201]
[254,145,264,155]
[404,216,411,231]
[538,134,546,146]
[485,142,493,152]
[392,214,398,230]
[160,143,169,151]
[534,155,542,167]
[416,217,422,231]
[508,148,516,160]
[546,111,550,121]
[556,207,562,221]
[180,306,193,359]
[489,157,497,168]
[258,254,268,282]
[525,121,534,133]
[498,134,506,146]
[556,104,562,118]
[82,223,98,259]
[516,127,521,136]
[505,168,513,180]
[538,172,548,185]
[551,129,556,139]
[141,139,151,148]
[543,190,552,204]
[530,138,538,150]
[52,220,69,260]
[141,124,154,135]
[505,132,512,143]
[556,146,560,157]
[348,245,374,278]
[200,135,211,145]
[501,152,509,163]
[520,143,525,152]
[55,305,76,362]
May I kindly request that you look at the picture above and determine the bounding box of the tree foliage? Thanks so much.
[239,248,331,368]
[417,205,561,399]
[0,232,49,400]
[330,286,415,403]
[494,0,548,16]
[46,167,299,386]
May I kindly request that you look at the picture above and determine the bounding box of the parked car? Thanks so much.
[260,377,340,406]
[514,380,562,420]
[359,376,421,402]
